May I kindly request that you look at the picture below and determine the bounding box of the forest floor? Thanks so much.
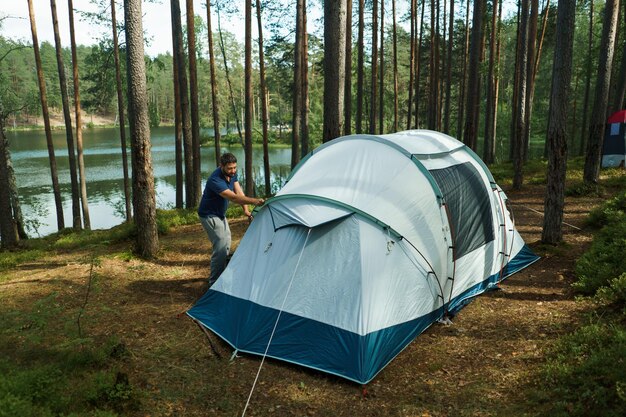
[0,181,612,416]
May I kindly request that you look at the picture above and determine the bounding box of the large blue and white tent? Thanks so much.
[188,130,539,384]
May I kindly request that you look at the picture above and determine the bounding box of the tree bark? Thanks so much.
[50,0,81,229]
[244,0,254,195]
[584,0,620,183]
[171,8,184,208]
[457,0,471,138]
[356,0,365,133]
[463,0,485,151]
[513,0,530,190]
[415,0,425,128]
[378,0,385,134]
[171,0,194,208]
[407,0,416,130]
[216,3,244,145]
[0,123,17,248]
[579,0,594,156]
[612,2,626,112]
[256,0,271,196]
[124,0,159,258]
[323,0,347,142]
[369,0,378,134]
[206,0,221,166]
[392,0,398,132]
[27,0,64,230]
[344,0,353,135]
[300,2,310,156]
[111,0,132,220]
[542,0,576,244]
[186,0,201,205]
[291,0,303,165]
[443,0,454,134]
[484,0,498,164]
[522,0,538,162]
[68,0,91,230]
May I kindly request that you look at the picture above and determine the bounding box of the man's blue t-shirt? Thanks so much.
[197,167,237,219]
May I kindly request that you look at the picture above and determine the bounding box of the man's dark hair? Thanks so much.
[220,152,237,166]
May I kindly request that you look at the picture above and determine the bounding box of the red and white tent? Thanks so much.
[603,110,626,168]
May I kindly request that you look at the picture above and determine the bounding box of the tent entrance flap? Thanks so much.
[267,198,354,230]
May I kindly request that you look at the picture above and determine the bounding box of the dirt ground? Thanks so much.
[1,183,606,416]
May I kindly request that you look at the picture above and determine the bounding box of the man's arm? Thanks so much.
[219,182,264,209]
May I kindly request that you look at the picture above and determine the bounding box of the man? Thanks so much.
[198,152,264,285]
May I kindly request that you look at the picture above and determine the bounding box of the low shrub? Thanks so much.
[537,323,626,417]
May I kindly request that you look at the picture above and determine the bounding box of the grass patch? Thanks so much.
[528,190,626,417]
[532,321,626,417]
[155,208,198,235]
[0,297,139,417]
[0,249,45,275]
[574,195,626,296]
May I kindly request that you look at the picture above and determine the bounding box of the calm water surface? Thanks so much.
[7,127,292,237]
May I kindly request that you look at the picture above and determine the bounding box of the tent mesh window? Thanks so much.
[429,162,495,260]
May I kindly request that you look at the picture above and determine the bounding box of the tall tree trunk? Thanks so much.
[0,123,17,247]
[428,0,436,130]
[216,2,244,144]
[244,0,254,195]
[1,124,27,239]
[186,0,201,205]
[542,0,576,244]
[369,0,378,134]
[463,0,485,151]
[522,0,538,161]
[443,0,454,133]
[256,0,271,196]
[301,2,310,155]
[378,0,385,134]
[356,0,365,133]
[172,43,184,208]
[579,1,595,156]
[407,0,416,130]
[171,0,194,208]
[27,0,64,230]
[492,0,503,161]
[124,0,159,258]
[68,0,90,230]
[324,0,347,141]
[291,0,303,165]
[111,0,132,220]
[584,0,620,183]
[206,0,221,166]
[513,0,530,190]
[344,0,353,135]
[50,0,81,229]
[415,0,425,128]
[484,0,498,163]
[392,0,398,132]
[457,0,471,138]
[612,2,626,112]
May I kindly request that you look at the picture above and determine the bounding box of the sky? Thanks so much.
[1,0,249,57]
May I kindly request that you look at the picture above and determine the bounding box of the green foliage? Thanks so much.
[574,218,626,295]
[155,208,198,235]
[535,323,626,417]
[586,192,626,228]
[0,291,136,417]
[0,249,44,274]
[51,223,136,251]
[565,181,604,197]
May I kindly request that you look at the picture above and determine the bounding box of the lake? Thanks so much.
[7,126,292,237]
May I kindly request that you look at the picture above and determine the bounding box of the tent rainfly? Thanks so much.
[188,130,539,384]
[602,110,626,168]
